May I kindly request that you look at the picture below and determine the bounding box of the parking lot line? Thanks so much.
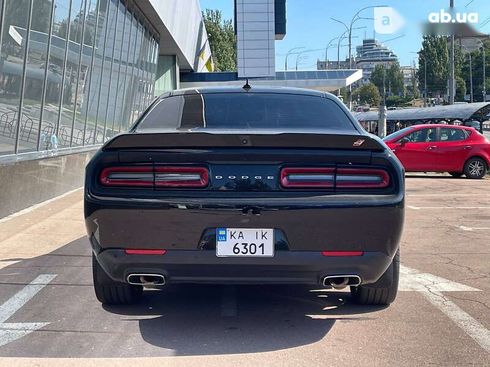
[422,290,490,353]
[408,206,490,210]
[458,226,490,231]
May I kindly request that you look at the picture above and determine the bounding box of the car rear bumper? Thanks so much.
[93,244,393,286]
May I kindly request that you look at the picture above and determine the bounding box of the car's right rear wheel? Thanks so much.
[350,249,400,306]
[92,253,142,305]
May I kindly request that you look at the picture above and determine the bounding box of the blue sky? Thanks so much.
[200,0,490,70]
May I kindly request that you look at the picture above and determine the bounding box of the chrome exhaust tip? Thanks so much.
[322,275,361,289]
[127,273,166,286]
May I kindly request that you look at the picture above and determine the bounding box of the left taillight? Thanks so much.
[99,166,154,187]
[155,166,208,188]
[99,166,209,188]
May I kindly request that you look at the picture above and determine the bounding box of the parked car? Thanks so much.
[384,124,490,178]
[85,86,405,306]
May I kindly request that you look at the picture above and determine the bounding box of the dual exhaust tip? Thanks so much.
[127,273,166,286]
[322,275,361,289]
[126,273,360,289]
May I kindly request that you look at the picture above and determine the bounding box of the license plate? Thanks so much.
[216,228,274,257]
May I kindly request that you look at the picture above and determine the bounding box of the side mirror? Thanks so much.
[398,138,409,146]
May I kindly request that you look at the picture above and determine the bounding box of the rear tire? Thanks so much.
[449,172,462,178]
[92,253,142,305]
[350,249,400,306]
[464,157,487,179]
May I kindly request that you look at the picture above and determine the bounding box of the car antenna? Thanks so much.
[243,78,251,91]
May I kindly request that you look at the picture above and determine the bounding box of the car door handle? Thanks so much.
[464,145,472,150]
[428,146,437,150]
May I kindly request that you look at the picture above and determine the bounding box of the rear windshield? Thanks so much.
[136,93,356,131]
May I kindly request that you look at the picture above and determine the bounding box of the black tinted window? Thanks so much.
[136,96,184,129]
[137,93,355,131]
[203,93,354,130]
[440,128,467,141]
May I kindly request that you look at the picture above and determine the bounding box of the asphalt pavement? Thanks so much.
[0,175,488,366]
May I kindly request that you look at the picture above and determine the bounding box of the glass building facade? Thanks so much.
[0,0,159,157]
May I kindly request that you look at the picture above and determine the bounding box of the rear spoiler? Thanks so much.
[103,132,386,151]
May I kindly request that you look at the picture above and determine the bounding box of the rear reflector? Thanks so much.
[124,249,167,255]
[281,167,335,188]
[100,166,153,187]
[280,167,390,189]
[155,166,208,187]
[321,251,364,257]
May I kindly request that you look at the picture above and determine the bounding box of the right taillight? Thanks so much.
[336,168,390,189]
[280,167,335,188]
[280,167,390,190]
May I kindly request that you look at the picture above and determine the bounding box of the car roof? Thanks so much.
[165,86,328,98]
[409,124,473,131]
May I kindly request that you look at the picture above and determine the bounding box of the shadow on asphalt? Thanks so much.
[0,237,386,357]
[104,284,385,355]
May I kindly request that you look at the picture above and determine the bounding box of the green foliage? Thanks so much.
[386,63,405,96]
[417,36,449,96]
[369,64,385,93]
[460,39,490,102]
[203,9,237,72]
[369,63,405,97]
[353,83,381,107]
[385,95,413,108]
[455,76,466,102]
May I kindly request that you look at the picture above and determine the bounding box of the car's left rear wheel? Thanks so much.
[92,254,142,305]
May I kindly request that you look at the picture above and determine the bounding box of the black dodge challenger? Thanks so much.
[85,86,404,306]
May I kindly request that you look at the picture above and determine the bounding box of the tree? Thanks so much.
[370,64,385,93]
[417,36,449,97]
[203,9,236,71]
[455,76,466,102]
[386,63,405,96]
[370,63,405,97]
[353,83,381,107]
[460,39,490,102]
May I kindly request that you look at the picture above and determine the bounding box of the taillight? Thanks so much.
[99,166,208,188]
[155,166,208,188]
[280,167,390,190]
[336,168,389,189]
[280,167,335,188]
[100,166,153,187]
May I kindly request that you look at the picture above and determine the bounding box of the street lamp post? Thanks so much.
[469,51,473,103]
[413,51,428,107]
[285,47,304,71]
[337,30,348,69]
[294,48,325,71]
[331,5,386,110]
[448,0,455,104]
[483,43,487,102]
[325,36,341,69]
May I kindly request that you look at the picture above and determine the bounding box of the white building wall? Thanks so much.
[236,0,275,78]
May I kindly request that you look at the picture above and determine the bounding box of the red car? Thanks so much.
[383,124,490,179]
